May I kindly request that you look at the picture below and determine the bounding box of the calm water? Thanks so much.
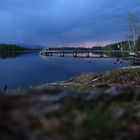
[0,53,133,89]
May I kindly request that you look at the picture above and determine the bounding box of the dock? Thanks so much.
[39,48,131,58]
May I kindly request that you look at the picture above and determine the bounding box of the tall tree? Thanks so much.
[128,13,139,52]
[125,35,132,50]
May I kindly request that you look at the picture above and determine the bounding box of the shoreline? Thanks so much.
[1,65,140,95]
[35,66,140,91]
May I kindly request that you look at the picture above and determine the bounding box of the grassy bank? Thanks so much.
[41,67,140,93]
[100,67,140,87]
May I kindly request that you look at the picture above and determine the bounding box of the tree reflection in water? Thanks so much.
[0,52,31,59]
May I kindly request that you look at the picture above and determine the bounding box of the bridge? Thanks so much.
[39,48,132,58]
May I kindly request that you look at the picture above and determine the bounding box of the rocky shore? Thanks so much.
[0,67,140,140]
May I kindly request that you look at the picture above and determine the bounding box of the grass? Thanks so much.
[127,91,139,122]
[63,83,94,92]
[58,67,140,93]
[61,103,125,139]
[101,67,140,86]
[82,105,123,137]
[72,73,100,83]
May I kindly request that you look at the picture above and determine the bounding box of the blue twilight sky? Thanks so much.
[0,0,140,47]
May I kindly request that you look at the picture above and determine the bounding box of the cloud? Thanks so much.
[0,0,140,47]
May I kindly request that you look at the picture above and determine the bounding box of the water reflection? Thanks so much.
[114,58,123,65]
[130,57,140,65]
[0,52,31,59]
[113,57,140,66]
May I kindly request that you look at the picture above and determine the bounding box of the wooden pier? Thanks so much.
[39,48,131,58]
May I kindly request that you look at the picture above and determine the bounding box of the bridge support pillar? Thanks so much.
[73,52,77,57]
[100,52,103,57]
[60,52,64,57]
[86,52,89,57]
[45,52,49,56]
[45,52,53,56]
[117,52,120,57]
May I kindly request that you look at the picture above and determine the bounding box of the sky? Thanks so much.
[0,0,140,48]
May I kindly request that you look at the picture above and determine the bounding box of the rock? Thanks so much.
[104,87,140,102]
[105,87,128,96]
[39,117,62,136]
[34,92,68,102]
[83,91,102,101]
[29,104,61,116]
[93,83,110,89]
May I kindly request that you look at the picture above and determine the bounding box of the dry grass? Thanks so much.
[100,67,140,87]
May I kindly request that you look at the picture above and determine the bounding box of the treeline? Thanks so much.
[48,47,90,50]
[44,37,140,52]
[103,41,131,51]
[0,44,30,51]
[104,36,140,51]
[47,47,102,51]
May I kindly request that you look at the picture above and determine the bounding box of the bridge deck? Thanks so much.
[42,50,131,53]
[40,50,131,54]
[39,48,140,58]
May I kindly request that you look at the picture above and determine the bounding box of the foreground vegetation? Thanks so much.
[0,67,140,140]
[101,67,140,87]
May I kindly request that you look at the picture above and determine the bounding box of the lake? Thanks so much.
[0,52,136,89]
